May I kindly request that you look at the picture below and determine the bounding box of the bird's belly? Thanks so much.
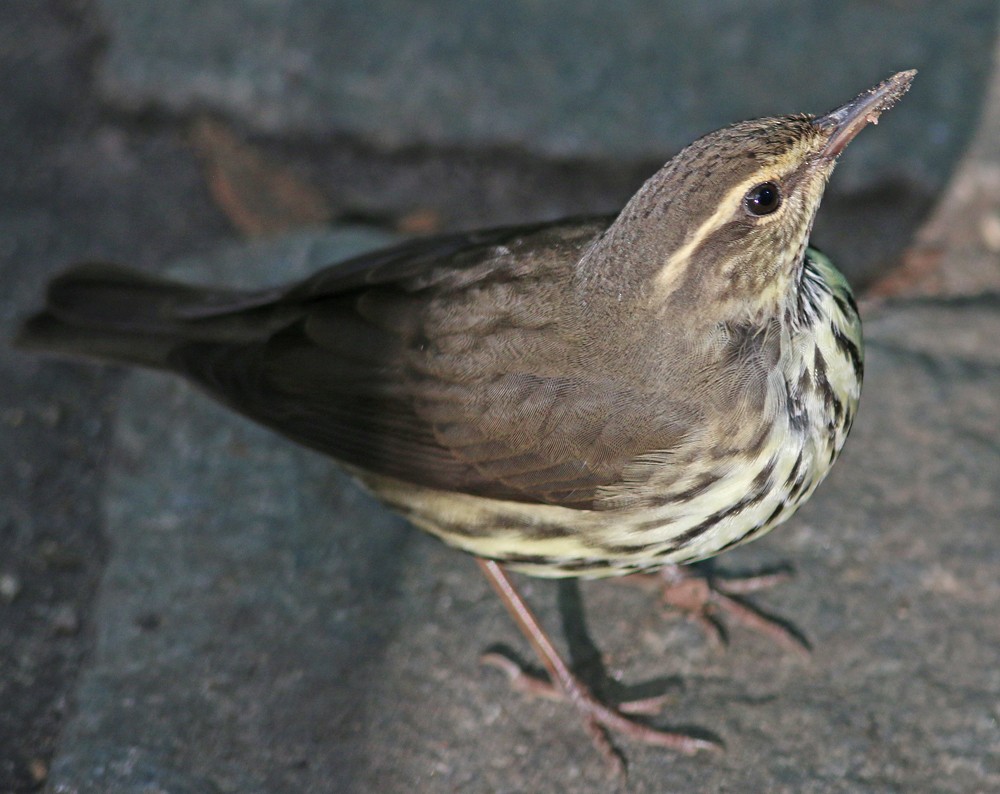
[353,424,831,578]
[353,305,863,579]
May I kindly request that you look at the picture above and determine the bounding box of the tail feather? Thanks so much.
[16,311,182,368]
[15,262,288,370]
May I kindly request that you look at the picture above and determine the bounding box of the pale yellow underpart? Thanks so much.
[352,248,861,579]
[358,417,797,578]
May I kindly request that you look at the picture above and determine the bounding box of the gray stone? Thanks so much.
[91,1,998,287]
[904,34,1000,298]
[865,294,1000,365]
[0,7,238,787]
[95,1,995,189]
[45,229,407,794]
[44,231,1000,792]
[49,746,224,794]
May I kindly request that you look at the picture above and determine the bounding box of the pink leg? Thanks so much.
[476,559,719,775]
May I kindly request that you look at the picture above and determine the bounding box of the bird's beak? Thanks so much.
[814,70,916,161]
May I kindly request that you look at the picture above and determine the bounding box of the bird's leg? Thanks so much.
[623,563,810,659]
[475,558,718,774]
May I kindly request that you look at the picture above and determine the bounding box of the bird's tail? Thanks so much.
[15,262,284,370]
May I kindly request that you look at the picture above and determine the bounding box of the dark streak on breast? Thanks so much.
[785,451,804,488]
[813,347,835,411]
[647,471,724,508]
[660,460,777,552]
[831,324,864,382]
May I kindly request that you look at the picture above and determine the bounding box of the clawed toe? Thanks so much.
[481,651,564,701]
[656,564,810,658]
[481,649,720,775]
[481,651,675,716]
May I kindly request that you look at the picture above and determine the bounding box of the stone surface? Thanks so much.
[901,33,1000,298]
[43,234,1000,793]
[3,3,999,792]
[91,0,999,288]
[95,0,994,184]
[0,4,232,789]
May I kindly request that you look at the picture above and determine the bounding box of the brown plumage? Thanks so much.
[17,71,914,770]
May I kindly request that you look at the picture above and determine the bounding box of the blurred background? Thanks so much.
[2,2,999,792]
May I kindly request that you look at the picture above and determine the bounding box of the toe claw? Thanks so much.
[476,558,721,774]
[707,589,811,659]
[650,563,810,658]
[481,651,716,766]
[712,570,793,595]
[480,651,564,700]
[616,692,674,716]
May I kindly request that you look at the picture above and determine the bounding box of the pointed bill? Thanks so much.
[814,70,916,160]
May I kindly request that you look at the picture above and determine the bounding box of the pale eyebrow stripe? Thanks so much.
[652,142,811,299]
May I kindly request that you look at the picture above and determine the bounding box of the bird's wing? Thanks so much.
[170,218,695,508]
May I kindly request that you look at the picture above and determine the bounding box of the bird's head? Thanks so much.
[580,71,915,326]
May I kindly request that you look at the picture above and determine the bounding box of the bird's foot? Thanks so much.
[476,558,719,777]
[623,563,810,659]
[481,651,670,714]
[481,651,719,775]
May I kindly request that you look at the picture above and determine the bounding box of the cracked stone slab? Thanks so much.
[44,229,1000,792]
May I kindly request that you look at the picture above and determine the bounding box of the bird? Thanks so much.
[17,70,914,772]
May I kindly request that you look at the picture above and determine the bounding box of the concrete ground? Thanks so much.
[1,2,999,792]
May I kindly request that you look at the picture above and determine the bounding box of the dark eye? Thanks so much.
[744,181,782,216]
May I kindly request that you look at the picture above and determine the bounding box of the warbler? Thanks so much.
[17,71,914,768]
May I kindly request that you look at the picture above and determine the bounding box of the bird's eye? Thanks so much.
[743,181,782,216]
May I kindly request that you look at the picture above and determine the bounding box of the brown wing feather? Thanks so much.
[167,217,693,508]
